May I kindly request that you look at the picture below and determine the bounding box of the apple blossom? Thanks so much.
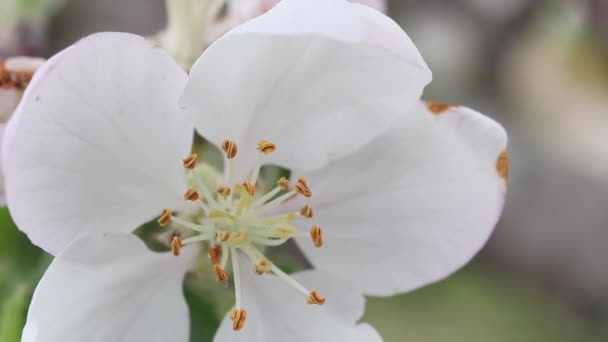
[4,0,507,340]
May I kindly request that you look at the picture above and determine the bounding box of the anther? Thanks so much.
[230,308,247,331]
[256,140,276,154]
[300,204,313,218]
[170,234,182,256]
[222,139,238,159]
[217,231,230,242]
[157,208,171,226]
[208,245,221,264]
[294,177,312,197]
[242,180,255,196]
[214,264,229,283]
[306,290,326,305]
[272,224,296,239]
[310,225,323,248]
[216,186,231,197]
[182,153,198,169]
[277,177,289,190]
[253,257,272,275]
[183,188,200,201]
[227,229,248,245]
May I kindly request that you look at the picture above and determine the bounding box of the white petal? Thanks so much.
[293,101,508,296]
[214,258,381,341]
[3,33,193,255]
[22,233,196,342]
[182,0,431,179]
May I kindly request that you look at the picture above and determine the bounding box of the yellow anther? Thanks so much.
[294,177,312,197]
[222,139,238,159]
[277,176,289,190]
[216,186,231,197]
[310,225,323,248]
[242,180,255,196]
[170,234,182,256]
[256,139,276,154]
[183,188,200,201]
[213,264,229,283]
[157,208,171,226]
[210,210,234,219]
[306,290,326,305]
[272,224,296,239]
[227,229,248,245]
[230,308,247,331]
[253,257,272,275]
[300,204,313,218]
[182,153,198,169]
[217,231,230,242]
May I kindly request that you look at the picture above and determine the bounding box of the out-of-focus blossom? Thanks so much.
[0,56,45,205]
[5,0,506,340]
[158,0,387,69]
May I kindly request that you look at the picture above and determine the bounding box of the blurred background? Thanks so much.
[1,0,608,341]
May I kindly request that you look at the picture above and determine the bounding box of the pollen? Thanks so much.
[230,308,247,331]
[183,188,200,201]
[277,177,289,190]
[182,153,198,169]
[216,186,231,197]
[294,177,312,197]
[242,180,255,196]
[310,225,323,248]
[217,231,230,242]
[300,204,313,218]
[170,234,182,256]
[222,139,238,159]
[256,139,276,154]
[253,257,272,275]
[227,229,248,245]
[157,208,171,226]
[306,290,326,305]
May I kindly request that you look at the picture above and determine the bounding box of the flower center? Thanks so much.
[157,139,325,331]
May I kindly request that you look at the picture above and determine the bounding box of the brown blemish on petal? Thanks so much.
[425,101,456,115]
[496,150,508,180]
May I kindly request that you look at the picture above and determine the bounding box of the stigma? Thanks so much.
[159,139,326,331]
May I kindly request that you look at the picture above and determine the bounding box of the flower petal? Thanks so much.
[293,101,508,296]
[22,233,196,342]
[3,33,193,255]
[214,257,381,341]
[182,0,431,179]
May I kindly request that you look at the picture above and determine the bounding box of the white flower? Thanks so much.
[4,0,507,340]
[0,56,45,205]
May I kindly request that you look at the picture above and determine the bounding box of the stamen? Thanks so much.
[182,153,198,169]
[214,264,229,283]
[222,139,238,159]
[272,224,296,239]
[252,186,282,207]
[294,177,312,197]
[253,257,272,275]
[306,290,326,305]
[300,204,313,218]
[231,248,243,307]
[227,229,248,245]
[216,186,231,197]
[170,216,214,233]
[277,176,289,190]
[158,208,172,226]
[183,188,200,201]
[256,140,276,154]
[310,225,323,248]
[242,180,255,196]
[217,231,231,242]
[181,234,215,245]
[230,308,247,331]
[170,234,182,256]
